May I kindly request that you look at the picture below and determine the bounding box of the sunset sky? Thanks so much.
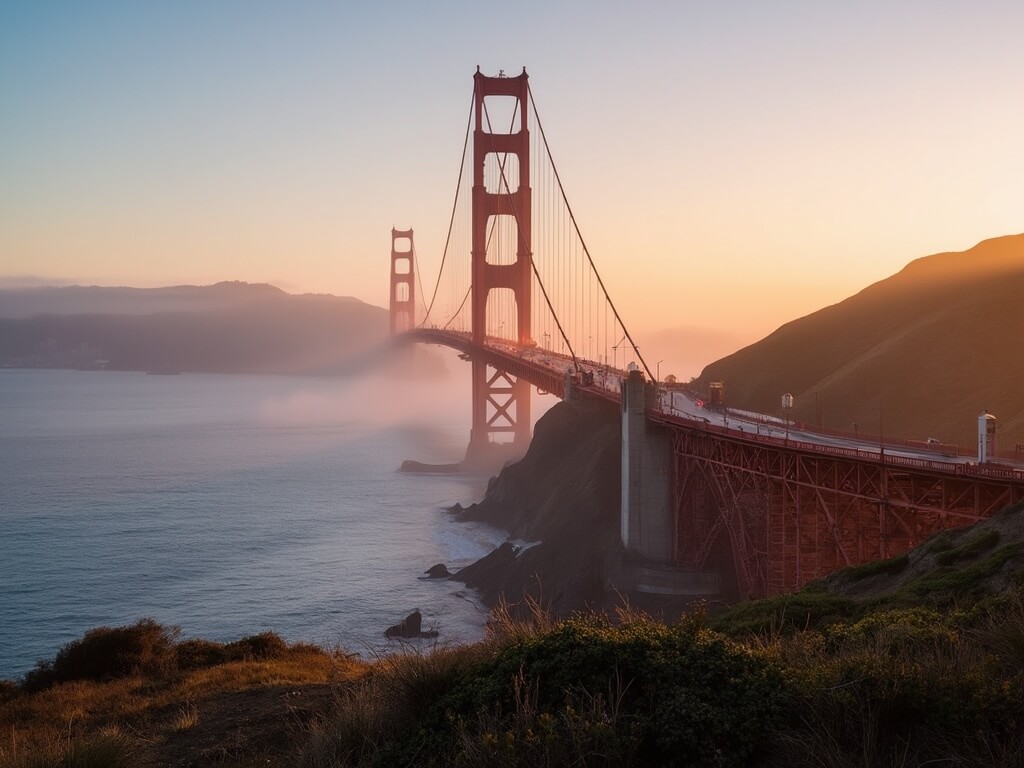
[2,1,1022,366]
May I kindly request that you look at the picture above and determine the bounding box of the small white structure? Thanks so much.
[781,393,794,411]
[978,411,997,463]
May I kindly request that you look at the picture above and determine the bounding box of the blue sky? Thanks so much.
[2,1,1022,354]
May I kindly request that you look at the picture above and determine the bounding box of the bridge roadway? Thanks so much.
[410,328,1024,597]
[411,327,1024,480]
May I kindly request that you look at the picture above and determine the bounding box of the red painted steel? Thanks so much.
[470,69,532,454]
[665,427,1023,598]
[409,328,1024,598]
[389,228,415,335]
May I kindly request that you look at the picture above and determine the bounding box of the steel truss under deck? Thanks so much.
[671,429,1024,598]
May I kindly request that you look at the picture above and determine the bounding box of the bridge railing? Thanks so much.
[407,331,1023,479]
[647,407,1023,480]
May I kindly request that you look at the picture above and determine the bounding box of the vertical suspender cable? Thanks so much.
[528,84,655,382]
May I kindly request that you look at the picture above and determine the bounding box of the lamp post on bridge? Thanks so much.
[655,359,664,411]
[782,393,794,442]
[612,334,626,371]
[543,331,550,350]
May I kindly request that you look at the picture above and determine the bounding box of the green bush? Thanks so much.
[841,552,909,580]
[903,544,1022,600]
[451,614,784,768]
[935,529,1000,566]
[22,619,176,692]
[710,590,856,637]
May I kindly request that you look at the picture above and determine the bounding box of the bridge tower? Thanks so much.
[389,228,415,335]
[469,67,533,459]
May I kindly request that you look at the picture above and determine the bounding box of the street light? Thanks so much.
[611,334,626,371]
[782,393,794,441]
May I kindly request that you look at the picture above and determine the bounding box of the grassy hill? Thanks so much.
[694,234,1024,449]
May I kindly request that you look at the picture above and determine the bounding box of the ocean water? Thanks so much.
[0,363,551,681]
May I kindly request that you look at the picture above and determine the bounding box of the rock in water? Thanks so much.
[424,563,451,579]
[385,610,438,639]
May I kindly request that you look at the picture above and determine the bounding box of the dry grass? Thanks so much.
[170,700,199,732]
[0,646,365,765]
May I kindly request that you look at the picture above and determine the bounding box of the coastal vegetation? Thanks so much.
[4,502,1024,767]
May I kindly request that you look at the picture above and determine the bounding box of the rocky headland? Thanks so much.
[446,397,630,616]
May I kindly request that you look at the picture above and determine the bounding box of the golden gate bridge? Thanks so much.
[388,68,1024,599]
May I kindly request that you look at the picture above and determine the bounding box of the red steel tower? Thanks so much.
[469,68,533,456]
[389,228,415,335]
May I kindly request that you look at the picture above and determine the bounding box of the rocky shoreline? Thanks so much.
[395,398,625,630]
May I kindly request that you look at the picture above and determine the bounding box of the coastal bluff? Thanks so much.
[449,398,625,615]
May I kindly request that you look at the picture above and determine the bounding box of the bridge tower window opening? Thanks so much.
[481,94,522,135]
[389,228,416,336]
[483,152,519,195]
[485,286,520,343]
[469,67,533,456]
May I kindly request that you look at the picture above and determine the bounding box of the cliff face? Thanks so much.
[452,398,623,614]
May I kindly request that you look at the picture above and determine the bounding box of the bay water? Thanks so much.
[0,361,551,680]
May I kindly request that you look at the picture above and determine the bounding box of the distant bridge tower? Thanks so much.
[469,67,533,458]
[389,228,416,335]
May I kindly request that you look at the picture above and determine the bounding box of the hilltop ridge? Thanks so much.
[695,234,1024,448]
[0,281,392,375]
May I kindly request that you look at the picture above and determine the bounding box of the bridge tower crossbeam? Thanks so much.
[469,68,533,457]
[389,228,416,335]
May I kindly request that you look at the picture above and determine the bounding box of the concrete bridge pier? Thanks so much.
[620,368,723,600]
[620,368,673,561]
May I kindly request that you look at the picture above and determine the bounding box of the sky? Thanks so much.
[2,1,1022,370]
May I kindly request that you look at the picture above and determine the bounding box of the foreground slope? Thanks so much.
[695,234,1024,448]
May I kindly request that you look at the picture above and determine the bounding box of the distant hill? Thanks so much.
[694,234,1024,450]
[0,281,292,318]
[0,282,392,375]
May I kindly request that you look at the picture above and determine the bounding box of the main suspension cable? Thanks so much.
[481,98,579,371]
[421,87,475,327]
[411,240,426,325]
[527,83,654,382]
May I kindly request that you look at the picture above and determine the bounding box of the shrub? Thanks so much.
[841,552,909,580]
[935,529,1000,566]
[774,604,1024,768]
[824,607,955,649]
[456,671,639,767]
[710,590,857,637]
[22,619,177,692]
[224,631,289,661]
[454,613,784,768]
[174,638,229,671]
[903,544,1022,600]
